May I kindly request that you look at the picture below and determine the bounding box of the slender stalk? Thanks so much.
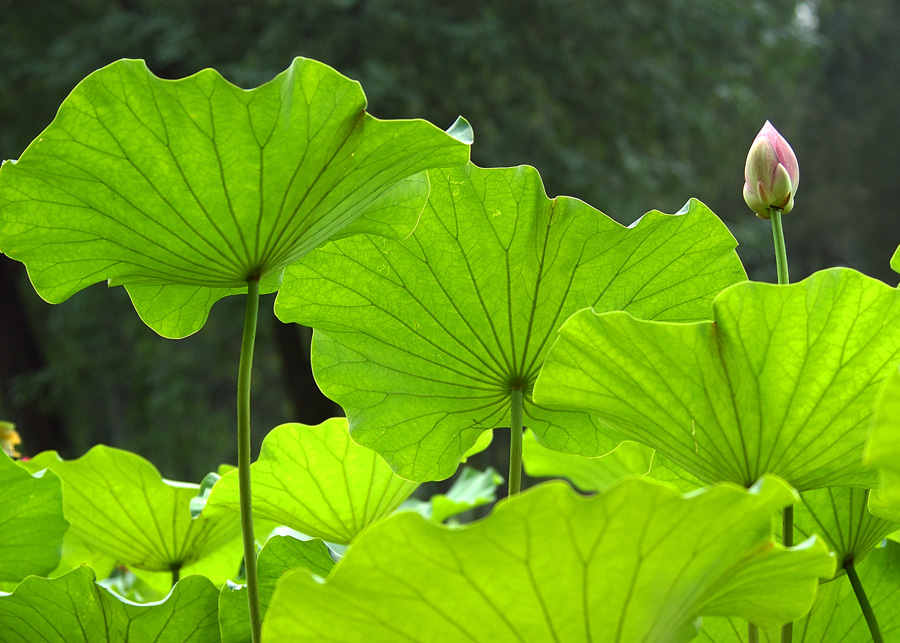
[508,388,524,496]
[171,565,180,588]
[780,505,794,643]
[748,623,759,643]
[770,208,789,285]
[846,562,884,643]
[238,279,262,643]
[770,206,792,643]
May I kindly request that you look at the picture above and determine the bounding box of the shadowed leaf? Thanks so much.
[0,566,219,642]
[0,454,68,582]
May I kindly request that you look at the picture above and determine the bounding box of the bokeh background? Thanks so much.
[1,0,898,482]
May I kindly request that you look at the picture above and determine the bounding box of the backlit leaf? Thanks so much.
[865,365,900,521]
[0,566,219,642]
[535,268,900,490]
[276,163,745,480]
[204,419,418,544]
[21,446,241,581]
[0,454,68,582]
[263,477,834,642]
[0,58,470,338]
[699,541,900,642]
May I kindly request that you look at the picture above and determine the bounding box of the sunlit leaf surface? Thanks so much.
[263,477,834,642]
[276,163,745,480]
[0,58,470,337]
[204,419,418,544]
[0,566,219,642]
[0,454,67,582]
[535,268,900,490]
[866,365,900,521]
[21,446,241,579]
[699,541,900,642]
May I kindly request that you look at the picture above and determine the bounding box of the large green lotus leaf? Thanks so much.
[522,429,653,492]
[219,536,335,643]
[204,419,418,544]
[21,445,241,579]
[865,365,900,521]
[698,541,900,642]
[0,454,68,582]
[262,477,834,642]
[792,487,896,572]
[0,58,470,338]
[534,268,900,491]
[0,565,219,642]
[275,163,746,480]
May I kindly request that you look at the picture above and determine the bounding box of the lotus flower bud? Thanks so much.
[743,121,799,219]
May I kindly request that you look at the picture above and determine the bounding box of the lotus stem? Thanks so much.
[770,208,789,285]
[846,561,884,643]
[238,279,262,643]
[509,388,524,496]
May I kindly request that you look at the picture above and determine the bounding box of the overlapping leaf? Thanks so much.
[0,454,68,582]
[263,477,834,642]
[203,419,418,544]
[891,245,899,274]
[522,430,652,492]
[276,163,746,480]
[865,365,900,521]
[0,57,470,338]
[792,487,896,571]
[22,445,241,580]
[699,541,900,642]
[0,566,219,642]
[219,536,335,643]
[535,268,900,490]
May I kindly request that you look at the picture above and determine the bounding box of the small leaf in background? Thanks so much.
[203,419,418,544]
[699,541,900,642]
[522,429,652,492]
[865,364,900,521]
[263,477,834,642]
[891,244,899,274]
[0,565,219,642]
[0,58,470,338]
[276,163,746,481]
[20,446,241,584]
[219,536,336,643]
[535,268,900,491]
[0,454,68,582]
[402,466,504,523]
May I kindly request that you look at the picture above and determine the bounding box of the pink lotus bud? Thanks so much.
[743,121,799,219]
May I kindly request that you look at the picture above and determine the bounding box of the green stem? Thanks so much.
[781,505,793,643]
[171,565,180,588]
[846,562,884,643]
[770,208,790,285]
[748,623,759,643]
[238,279,262,643]
[508,388,524,496]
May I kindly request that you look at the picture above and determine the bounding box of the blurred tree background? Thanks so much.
[0,0,897,482]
